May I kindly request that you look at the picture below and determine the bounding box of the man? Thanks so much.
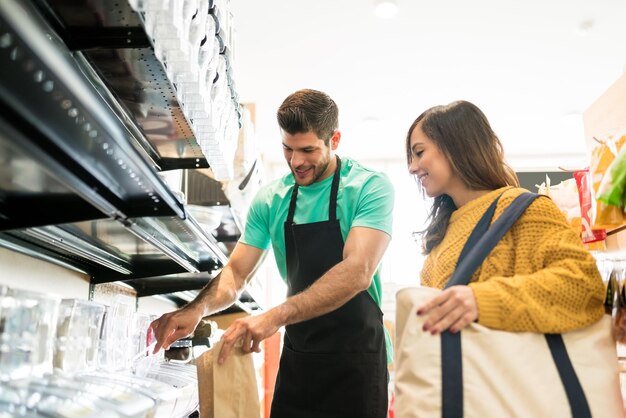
[151,89,394,418]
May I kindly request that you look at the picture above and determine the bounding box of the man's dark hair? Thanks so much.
[277,89,339,144]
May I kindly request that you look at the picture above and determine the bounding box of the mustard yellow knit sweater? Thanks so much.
[421,186,605,333]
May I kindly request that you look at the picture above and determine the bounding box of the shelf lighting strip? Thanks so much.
[22,226,132,275]
[125,218,199,273]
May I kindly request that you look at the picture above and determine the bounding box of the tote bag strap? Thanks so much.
[440,192,592,418]
[447,192,540,287]
[440,191,504,418]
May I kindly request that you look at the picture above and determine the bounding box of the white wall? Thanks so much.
[0,247,90,299]
[0,247,179,315]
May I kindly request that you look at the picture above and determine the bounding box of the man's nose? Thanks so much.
[290,151,304,167]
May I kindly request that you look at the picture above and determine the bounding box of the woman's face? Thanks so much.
[408,123,456,198]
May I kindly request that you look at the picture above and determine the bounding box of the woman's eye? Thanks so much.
[414,151,423,158]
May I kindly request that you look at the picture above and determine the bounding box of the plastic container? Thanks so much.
[54,298,106,374]
[22,375,156,418]
[98,300,135,372]
[76,371,180,418]
[0,288,60,381]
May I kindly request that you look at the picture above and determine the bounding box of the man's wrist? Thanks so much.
[186,300,207,318]
[271,302,296,327]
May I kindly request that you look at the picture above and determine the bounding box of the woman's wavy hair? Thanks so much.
[406,100,519,254]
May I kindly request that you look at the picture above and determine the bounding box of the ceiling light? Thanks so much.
[375,0,398,19]
[577,19,594,34]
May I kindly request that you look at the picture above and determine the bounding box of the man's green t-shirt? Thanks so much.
[240,156,394,361]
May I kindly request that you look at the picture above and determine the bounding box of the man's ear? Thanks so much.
[330,131,341,150]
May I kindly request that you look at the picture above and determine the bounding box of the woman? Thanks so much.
[406,100,605,335]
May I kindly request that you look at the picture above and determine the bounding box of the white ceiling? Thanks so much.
[229,0,626,170]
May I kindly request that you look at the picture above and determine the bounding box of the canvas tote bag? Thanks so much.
[196,338,261,418]
[395,193,624,418]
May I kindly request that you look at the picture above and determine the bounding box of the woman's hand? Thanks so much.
[417,285,478,334]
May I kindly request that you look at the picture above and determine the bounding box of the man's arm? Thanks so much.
[150,242,266,352]
[275,226,390,324]
[218,226,390,362]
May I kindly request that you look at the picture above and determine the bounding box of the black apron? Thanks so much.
[270,156,388,418]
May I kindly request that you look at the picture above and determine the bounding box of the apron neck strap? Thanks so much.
[286,155,342,223]
[329,156,341,221]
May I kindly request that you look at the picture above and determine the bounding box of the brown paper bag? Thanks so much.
[196,338,261,418]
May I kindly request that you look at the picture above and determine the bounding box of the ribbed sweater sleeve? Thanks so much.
[421,187,605,333]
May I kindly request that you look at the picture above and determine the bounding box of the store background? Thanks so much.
[1,0,625,415]
[228,0,626,314]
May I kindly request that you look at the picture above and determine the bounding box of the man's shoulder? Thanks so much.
[342,157,391,185]
[254,172,294,204]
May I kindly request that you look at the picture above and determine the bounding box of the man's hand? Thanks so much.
[417,285,478,334]
[150,304,204,353]
[218,310,282,364]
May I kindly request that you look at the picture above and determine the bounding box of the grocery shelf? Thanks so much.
[0,113,109,230]
[32,0,211,172]
[0,0,246,301]
[0,0,184,220]
[0,0,252,414]
[0,211,224,280]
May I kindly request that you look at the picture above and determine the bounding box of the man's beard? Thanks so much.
[292,155,331,186]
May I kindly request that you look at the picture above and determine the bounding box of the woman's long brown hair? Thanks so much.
[406,100,519,254]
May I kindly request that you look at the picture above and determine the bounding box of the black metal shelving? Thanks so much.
[0,0,246,305]
[31,0,212,171]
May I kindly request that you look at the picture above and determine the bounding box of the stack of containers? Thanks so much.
[130,0,242,180]
[54,298,106,374]
[0,287,59,382]
[0,286,198,417]
[98,299,136,372]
